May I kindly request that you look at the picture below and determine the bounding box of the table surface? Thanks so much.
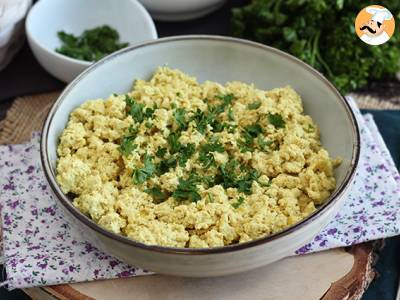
[1,0,400,299]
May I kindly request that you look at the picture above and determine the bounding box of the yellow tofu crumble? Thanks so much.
[56,67,340,248]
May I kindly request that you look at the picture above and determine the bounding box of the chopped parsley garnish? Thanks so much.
[232,196,245,209]
[145,186,170,204]
[178,143,196,167]
[258,178,272,187]
[176,92,182,97]
[228,107,235,121]
[124,95,135,106]
[216,93,235,107]
[167,132,181,154]
[133,153,155,184]
[145,121,152,128]
[172,174,201,202]
[257,136,274,151]
[247,101,261,110]
[236,168,258,194]
[144,107,155,119]
[55,25,129,62]
[267,113,285,129]
[305,124,315,133]
[118,136,137,156]
[155,156,177,175]
[155,147,167,158]
[238,123,264,152]
[173,108,188,130]
[207,193,214,203]
[216,160,259,195]
[124,96,154,124]
[198,138,225,169]
[191,109,208,134]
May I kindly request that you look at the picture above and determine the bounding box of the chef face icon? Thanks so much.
[360,19,386,37]
[355,5,395,46]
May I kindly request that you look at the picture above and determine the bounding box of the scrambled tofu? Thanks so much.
[56,67,340,248]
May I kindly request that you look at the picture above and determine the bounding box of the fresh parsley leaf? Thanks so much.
[145,121,152,128]
[144,107,155,119]
[257,136,274,151]
[178,143,196,167]
[207,193,214,203]
[267,113,285,129]
[247,101,261,110]
[167,132,181,154]
[305,124,315,133]
[118,136,137,156]
[176,92,182,97]
[55,25,129,62]
[227,124,237,134]
[172,174,201,202]
[129,101,145,123]
[198,138,225,168]
[232,196,245,208]
[217,161,259,195]
[191,109,208,134]
[173,108,188,130]
[124,95,135,107]
[145,186,170,204]
[155,147,167,158]
[258,178,272,187]
[216,93,235,106]
[155,156,177,175]
[238,123,263,152]
[133,153,155,184]
[236,169,259,194]
[228,107,235,121]
[245,124,263,137]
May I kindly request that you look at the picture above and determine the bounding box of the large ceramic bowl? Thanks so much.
[41,35,360,277]
[25,0,157,83]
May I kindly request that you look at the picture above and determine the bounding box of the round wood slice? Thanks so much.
[0,92,383,300]
[22,243,376,300]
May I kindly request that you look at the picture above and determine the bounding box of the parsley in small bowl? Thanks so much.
[25,0,157,83]
[56,25,129,62]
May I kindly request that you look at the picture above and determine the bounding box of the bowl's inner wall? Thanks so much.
[47,38,355,196]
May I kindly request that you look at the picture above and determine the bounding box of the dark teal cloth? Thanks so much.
[361,110,400,300]
[1,109,399,299]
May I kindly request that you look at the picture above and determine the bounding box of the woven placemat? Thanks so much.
[0,91,399,145]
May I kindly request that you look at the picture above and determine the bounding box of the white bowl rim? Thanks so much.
[25,0,158,67]
[40,35,360,255]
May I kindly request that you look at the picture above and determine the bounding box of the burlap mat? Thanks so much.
[0,91,399,145]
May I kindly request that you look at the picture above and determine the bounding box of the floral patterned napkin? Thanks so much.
[0,97,399,289]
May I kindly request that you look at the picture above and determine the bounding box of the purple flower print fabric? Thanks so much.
[0,133,150,290]
[0,97,399,289]
[296,97,400,254]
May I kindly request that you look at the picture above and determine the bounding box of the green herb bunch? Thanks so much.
[232,0,400,93]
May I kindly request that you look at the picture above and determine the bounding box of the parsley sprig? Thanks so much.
[232,196,245,208]
[267,113,285,129]
[172,174,202,202]
[133,153,155,184]
[145,186,170,204]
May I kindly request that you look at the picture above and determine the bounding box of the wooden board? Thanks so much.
[22,244,376,300]
[0,92,380,300]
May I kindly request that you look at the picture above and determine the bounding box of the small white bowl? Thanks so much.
[139,0,226,21]
[26,0,157,83]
